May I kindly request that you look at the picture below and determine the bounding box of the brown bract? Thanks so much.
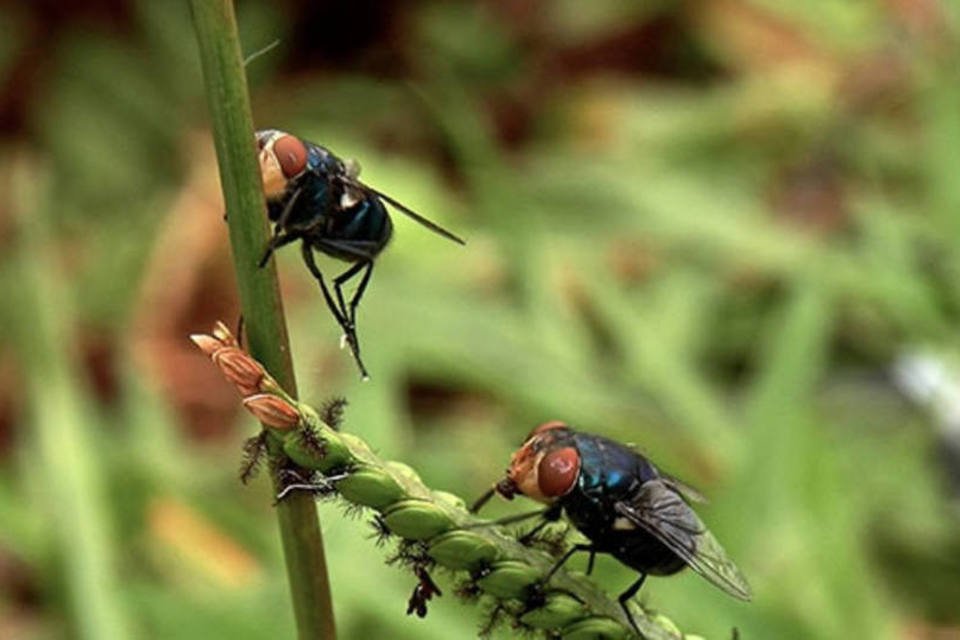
[242,394,300,430]
[190,323,265,397]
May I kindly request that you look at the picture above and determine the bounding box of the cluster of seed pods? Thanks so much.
[192,323,702,640]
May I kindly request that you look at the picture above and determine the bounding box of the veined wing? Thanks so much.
[360,181,466,246]
[614,480,752,601]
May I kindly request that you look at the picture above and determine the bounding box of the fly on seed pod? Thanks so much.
[471,421,752,636]
[256,129,465,379]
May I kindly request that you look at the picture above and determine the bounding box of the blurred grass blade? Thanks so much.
[11,156,134,639]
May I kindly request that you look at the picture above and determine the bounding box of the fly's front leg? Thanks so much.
[258,187,304,267]
[518,502,563,545]
[258,232,299,268]
[542,543,595,583]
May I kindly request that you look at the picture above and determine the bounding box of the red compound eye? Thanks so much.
[537,446,580,497]
[273,135,307,178]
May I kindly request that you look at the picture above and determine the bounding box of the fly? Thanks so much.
[471,421,751,636]
[256,129,465,379]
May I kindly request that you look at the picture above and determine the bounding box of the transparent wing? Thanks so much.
[614,480,752,601]
[360,182,466,246]
[660,472,708,504]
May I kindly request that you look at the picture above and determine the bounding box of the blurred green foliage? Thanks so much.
[1,1,959,639]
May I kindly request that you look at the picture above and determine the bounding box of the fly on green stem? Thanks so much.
[255,129,465,379]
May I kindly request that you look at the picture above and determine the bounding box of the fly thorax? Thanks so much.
[340,185,364,210]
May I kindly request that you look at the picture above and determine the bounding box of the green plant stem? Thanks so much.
[189,2,336,638]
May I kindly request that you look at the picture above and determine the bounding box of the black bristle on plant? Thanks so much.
[369,515,393,546]
[453,579,482,602]
[478,602,509,638]
[295,424,327,458]
[319,396,348,430]
[239,431,269,484]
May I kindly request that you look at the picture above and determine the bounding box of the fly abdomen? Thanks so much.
[610,530,686,576]
[336,197,392,247]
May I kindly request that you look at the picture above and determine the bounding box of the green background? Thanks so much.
[1,1,959,638]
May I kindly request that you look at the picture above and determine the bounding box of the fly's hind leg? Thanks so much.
[617,574,648,639]
[336,260,373,330]
[299,243,347,326]
[300,245,369,378]
[331,260,373,379]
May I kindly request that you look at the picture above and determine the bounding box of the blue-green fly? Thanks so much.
[472,422,752,636]
[256,129,465,379]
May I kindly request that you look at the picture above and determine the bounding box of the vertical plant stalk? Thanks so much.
[189,2,336,638]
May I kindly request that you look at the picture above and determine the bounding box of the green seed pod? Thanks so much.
[282,429,351,472]
[560,617,631,640]
[427,530,499,570]
[338,432,377,464]
[381,500,455,540]
[385,461,422,486]
[336,466,405,509]
[431,490,466,511]
[520,592,586,629]
[475,560,540,599]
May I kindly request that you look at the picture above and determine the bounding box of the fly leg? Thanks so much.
[517,503,563,544]
[542,543,595,583]
[617,574,648,639]
[258,187,304,267]
[331,260,373,379]
[299,244,371,377]
[299,244,346,325]
[259,232,299,268]
[463,507,553,529]
[334,260,373,330]
[585,548,597,575]
[517,518,553,545]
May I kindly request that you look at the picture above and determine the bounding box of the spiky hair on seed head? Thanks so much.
[478,602,509,639]
[239,432,269,484]
[340,501,366,519]
[388,540,432,569]
[295,424,327,457]
[368,515,393,546]
[319,396,348,430]
[453,577,482,602]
